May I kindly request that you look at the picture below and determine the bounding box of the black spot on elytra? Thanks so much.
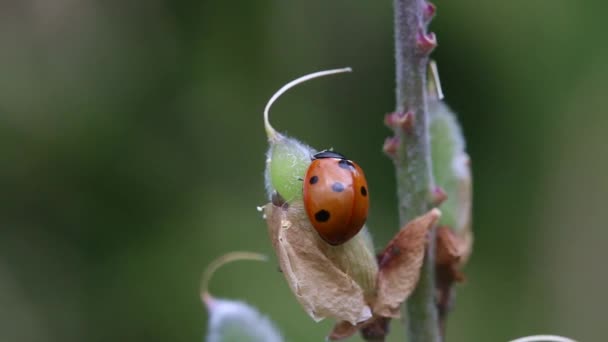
[332,182,345,192]
[309,176,319,185]
[315,210,330,222]
[360,186,367,196]
[338,159,355,171]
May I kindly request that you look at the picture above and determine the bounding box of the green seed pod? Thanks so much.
[264,136,314,203]
[428,61,472,235]
[263,68,351,203]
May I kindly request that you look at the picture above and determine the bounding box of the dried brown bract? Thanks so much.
[264,202,375,325]
[374,208,441,318]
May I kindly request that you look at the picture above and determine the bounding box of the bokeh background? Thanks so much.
[1,0,606,341]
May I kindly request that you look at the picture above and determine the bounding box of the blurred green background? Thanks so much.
[1,0,606,341]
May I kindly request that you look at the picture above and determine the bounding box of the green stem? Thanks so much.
[392,0,440,341]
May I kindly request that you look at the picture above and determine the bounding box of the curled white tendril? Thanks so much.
[508,335,577,342]
[201,251,267,305]
[263,67,352,142]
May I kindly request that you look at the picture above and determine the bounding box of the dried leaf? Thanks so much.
[327,321,359,341]
[328,316,390,341]
[436,225,472,335]
[436,227,460,266]
[374,209,441,318]
[436,226,471,273]
[360,316,391,341]
[264,203,372,325]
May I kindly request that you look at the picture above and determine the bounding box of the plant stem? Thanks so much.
[392,0,440,341]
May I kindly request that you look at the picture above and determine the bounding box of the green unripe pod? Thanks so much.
[265,136,314,203]
[263,68,351,203]
[428,61,472,235]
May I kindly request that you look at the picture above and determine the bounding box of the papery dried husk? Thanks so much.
[264,201,377,325]
[373,209,441,318]
[436,225,473,272]
[327,315,390,341]
[327,320,360,341]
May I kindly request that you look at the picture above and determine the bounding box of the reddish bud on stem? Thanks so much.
[432,186,448,206]
[417,31,437,55]
[385,111,415,132]
[423,2,436,24]
[383,136,400,158]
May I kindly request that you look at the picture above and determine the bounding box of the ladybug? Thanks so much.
[302,151,369,245]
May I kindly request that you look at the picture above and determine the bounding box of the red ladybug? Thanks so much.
[302,151,369,245]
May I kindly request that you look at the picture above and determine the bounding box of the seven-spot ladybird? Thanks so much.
[302,151,369,245]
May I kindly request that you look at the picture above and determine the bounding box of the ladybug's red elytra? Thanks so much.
[302,151,369,245]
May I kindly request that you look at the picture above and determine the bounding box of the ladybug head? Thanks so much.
[312,150,347,160]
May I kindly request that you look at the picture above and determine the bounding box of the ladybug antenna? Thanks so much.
[200,251,267,306]
[264,67,352,142]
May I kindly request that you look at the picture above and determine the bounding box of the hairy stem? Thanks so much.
[392,0,440,341]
